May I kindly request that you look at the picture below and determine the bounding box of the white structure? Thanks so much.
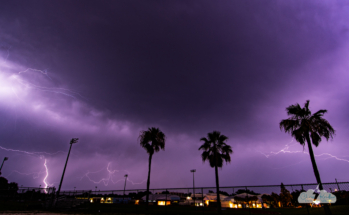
[141,194,180,206]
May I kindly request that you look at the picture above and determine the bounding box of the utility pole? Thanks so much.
[123,174,128,202]
[190,169,196,206]
[0,157,8,175]
[56,138,79,198]
[335,178,341,191]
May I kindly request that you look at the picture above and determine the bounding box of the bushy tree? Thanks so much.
[271,192,280,208]
[279,183,293,207]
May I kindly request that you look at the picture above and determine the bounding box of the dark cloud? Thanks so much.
[0,0,348,190]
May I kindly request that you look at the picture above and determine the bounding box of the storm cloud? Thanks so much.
[0,0,348,190]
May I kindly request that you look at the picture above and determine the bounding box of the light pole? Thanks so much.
[0,157,9,175]
[56,138,79,198]
[123,174,128,202]
[190,169,196,206]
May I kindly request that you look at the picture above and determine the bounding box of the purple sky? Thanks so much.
[0,0,349,191]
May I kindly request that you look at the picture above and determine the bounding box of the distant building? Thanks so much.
[179,193,228,207]
[141,194,180,206]
[223,193,269,208]
[89,197,131,204]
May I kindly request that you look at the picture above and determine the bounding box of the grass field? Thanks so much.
[0,202,348,215]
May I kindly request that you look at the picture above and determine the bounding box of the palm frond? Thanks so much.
[280,119,299,133]
[199,143,211,151]
[286,103,302,116]
[201,151,210,162]
[199,131,233,168]
[314,119,335,140]
[218,134,228,143]
[221,153,231,163]
[291,128,305,145]
[222,145,233,154]
[200,137,208,142]
[312,109,327,118]
[304,100,311,115]
[138,127,165,155]
[281,100,335,147]
[310,132,321,147]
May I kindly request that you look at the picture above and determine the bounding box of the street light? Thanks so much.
[0,157,9,175]
[190,169,196,206]
[123,174,128,202]
[56,138,79,198]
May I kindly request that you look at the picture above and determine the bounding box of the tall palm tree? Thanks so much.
[199,131,233,213]
[139,127,166,205]
[280,100,335,215]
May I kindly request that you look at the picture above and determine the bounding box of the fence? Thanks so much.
[0,186,56,206]
[59,181,348,197]
[1,181,348,209]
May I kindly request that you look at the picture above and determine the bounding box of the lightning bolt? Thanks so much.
[12,68,85,99]
[259,141,305,158]
[260,141,349,163]
[79,162,146,186]
[0,145,65,156]
[0,145,64,189]
[6,170,44,179]
[42,159,57,193]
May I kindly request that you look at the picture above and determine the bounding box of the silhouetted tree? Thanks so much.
[279,183,293,207]
[8,182,18,191]
[262,194,273,208]
[271,192,280,208]
[234,194,258,207]
[291,189,304,207]
[136,191,152,200]
[0,177,8,190]
[139,127,165,206]
[333,190,349,205]
[199,131,233,214]
[280,100,335,214]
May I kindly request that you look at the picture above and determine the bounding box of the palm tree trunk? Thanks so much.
[305,135,323,189]
[305,135,332,215]
[146,153,153,207]
[214,147,221,213]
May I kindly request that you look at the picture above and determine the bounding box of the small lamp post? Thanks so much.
[190,169,196,206]
[123,174,128,202]
[56,138,79,198]
[0,157,9,175]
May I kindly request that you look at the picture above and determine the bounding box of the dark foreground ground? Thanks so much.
[0,202,348,215]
